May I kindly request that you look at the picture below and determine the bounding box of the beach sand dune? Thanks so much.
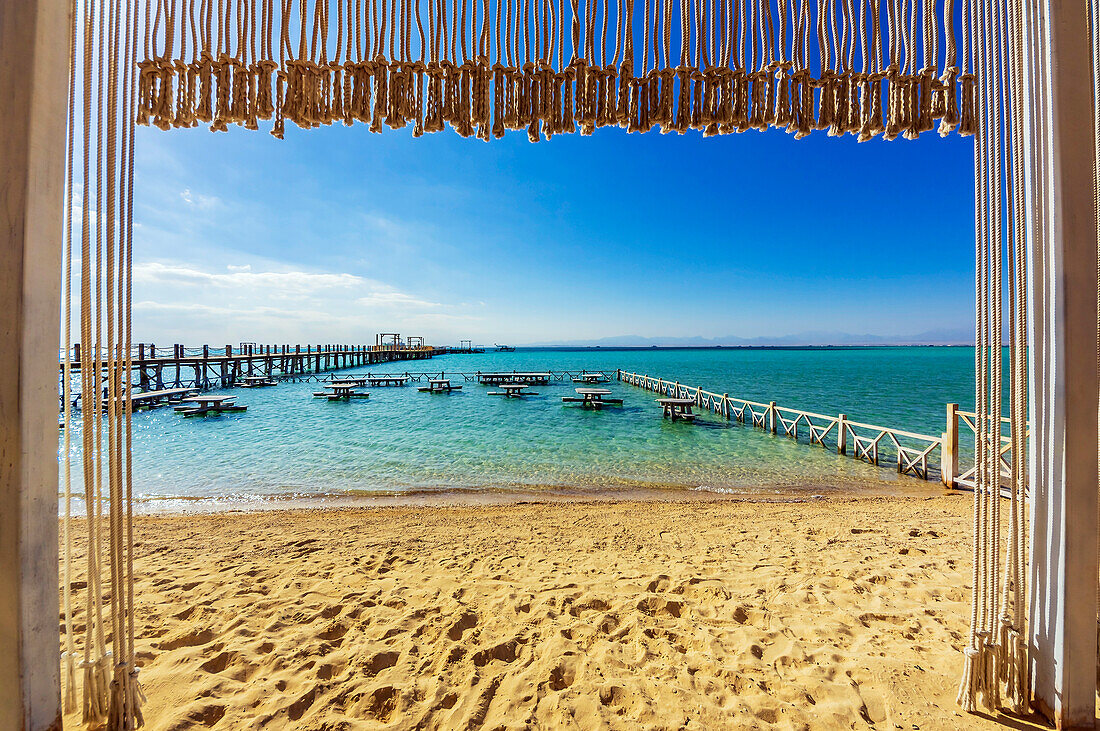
[61,495,1050,730]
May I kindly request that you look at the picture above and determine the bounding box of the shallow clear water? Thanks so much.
[60,346,978,511]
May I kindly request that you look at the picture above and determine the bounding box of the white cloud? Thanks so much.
[354,291,441,309]
[129,260,480,343]
[179,188,220,209]
[133,261,366,295]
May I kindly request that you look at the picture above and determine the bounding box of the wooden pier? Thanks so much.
[276,369,618,385]
[617,370,979,485]
[61,341,440,400]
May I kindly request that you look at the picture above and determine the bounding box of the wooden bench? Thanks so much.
[365,376,410,387]
[487,383,537,397]
[479,372,551,385]
[313,384,370,401]
[239,376,277,388]
[657,398,696,421]
[176,396,247,416]
[418,379,462,392]
[562,388,623,408]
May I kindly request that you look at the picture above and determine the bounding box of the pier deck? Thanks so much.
[275,369,617,385]
[88,387,199,412]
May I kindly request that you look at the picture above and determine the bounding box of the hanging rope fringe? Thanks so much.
[956,0,1031,717]
[136,0,974,141]
[1091,0,1100,699]
[64,0,144,728]
[71,2,1030,729]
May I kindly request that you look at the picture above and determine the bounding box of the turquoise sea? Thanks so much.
[60,346,979,512]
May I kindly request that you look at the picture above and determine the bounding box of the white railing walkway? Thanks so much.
[617,369,1004,487]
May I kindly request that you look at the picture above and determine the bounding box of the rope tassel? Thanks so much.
[132,0,972,142]
[65,0,154,725]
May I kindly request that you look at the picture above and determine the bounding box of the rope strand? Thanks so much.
[136,0,973,139]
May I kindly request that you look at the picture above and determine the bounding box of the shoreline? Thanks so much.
[61,474,949,516]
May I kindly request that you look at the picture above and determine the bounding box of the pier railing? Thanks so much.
[275,369,619,384]
[60,342,442,363]
[617,370,948,483]
[949,407,1023,490]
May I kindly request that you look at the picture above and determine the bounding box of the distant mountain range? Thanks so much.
[523,328,972,348]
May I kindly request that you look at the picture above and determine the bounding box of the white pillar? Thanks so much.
[0,0,68,729]
[1028,2,1099,728]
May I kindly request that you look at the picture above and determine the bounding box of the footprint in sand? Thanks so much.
[168,704,225,730]
[199,651,235,674]
[548,654,581,690]
[598,682,633,711]
[447,610,478,641]
[365,650,400,675]
[636,596,684,618]
[156,627,214,651]
[646,575,672,592]
[317,621,348,642]
[472,639,521,666]
[361,686,399,722]
[287,686,317,721]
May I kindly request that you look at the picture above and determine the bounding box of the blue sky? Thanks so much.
[131,121,974,346]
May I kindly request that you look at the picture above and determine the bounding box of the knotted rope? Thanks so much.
[64,0,146,727]
[957,0,1033,717]
[136,0,974,140]
[65,3,1044,729]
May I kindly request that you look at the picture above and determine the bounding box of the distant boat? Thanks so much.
[495,344,516,352]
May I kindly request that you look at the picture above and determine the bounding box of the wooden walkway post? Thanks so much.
[941,403,957,488]
[1028,2,1099,728]
[0,0,68,726]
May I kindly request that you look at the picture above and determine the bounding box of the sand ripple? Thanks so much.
[61,495,1048,730]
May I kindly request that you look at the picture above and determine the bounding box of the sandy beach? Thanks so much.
[61,493,1050,730]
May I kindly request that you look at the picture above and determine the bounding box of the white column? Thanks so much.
[1028,1,1099,728]
[0,0,69,728]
